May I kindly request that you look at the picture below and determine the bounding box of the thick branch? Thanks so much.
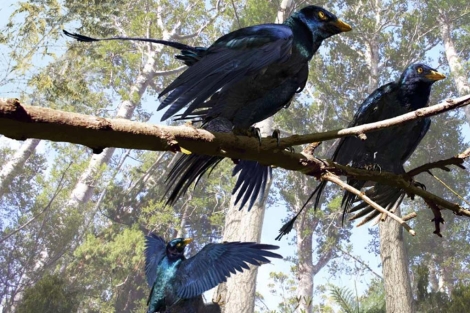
[1,97,470,221]
[0,98,323,173]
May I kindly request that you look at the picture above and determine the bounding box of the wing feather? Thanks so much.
[174,242,282,299]
[144,233,167,287]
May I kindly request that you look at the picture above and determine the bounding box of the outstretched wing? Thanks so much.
[144,233,167,287]
[158,24,294,121]
[174,242,282,299]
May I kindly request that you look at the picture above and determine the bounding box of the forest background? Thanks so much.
[1,0,470,312]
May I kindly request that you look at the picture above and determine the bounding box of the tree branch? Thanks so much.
[406,147,470,177]
[1,95,470,227]
[323,172,416,235]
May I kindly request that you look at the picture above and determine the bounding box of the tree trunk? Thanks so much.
[364,7,415,309]
[212,178,271,313]
[0,138,41,197]
[295,208,314,313]
[379,208,414,313]
[213,2,293,311]
[64,16,185,209]
[438,10,470,121]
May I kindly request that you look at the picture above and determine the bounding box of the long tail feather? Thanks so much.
[63,29,198,51]
[276,182,324,241]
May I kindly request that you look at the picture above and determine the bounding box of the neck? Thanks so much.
[285,15,320,60]
[398,81,432,111]
[166,252,185,263]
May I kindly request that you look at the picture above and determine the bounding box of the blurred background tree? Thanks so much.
[0,0,469,312]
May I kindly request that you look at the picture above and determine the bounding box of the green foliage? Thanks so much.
[1,0,470,312]
[328,280,385,313]
[16,274,80,313]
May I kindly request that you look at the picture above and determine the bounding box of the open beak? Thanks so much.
[426,70,446,81]
[182,238,193,246]
[333,19,352,32]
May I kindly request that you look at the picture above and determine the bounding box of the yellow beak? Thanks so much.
[334,19,352,32]
[426,70,446,81]
[182,238,193,246]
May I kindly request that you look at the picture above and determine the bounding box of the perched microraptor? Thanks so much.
[144,233,282,313]
[277,63,446,240]
[63,5,352,212]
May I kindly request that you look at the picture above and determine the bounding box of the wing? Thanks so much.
[332,82,397,165]
[144,233,167,287]
[232,161,272,212]
[400,117,431,163]
[158,24,294,121]
[174,242,282,299]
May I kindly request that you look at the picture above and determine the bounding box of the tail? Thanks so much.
[340,178,366,223]
[163,153,223,206]
[63,29,200,52]
[275,181,326,241]
[232,161,272,212]
[348,183,405,225]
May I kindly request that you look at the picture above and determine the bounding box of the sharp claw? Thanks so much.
[247,126,262,145]
[255,128,262,145]
[413,181,426,190]
[272,129,281,147]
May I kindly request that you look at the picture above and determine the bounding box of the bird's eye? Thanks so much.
[176,243,181,248]
[417,67,423,74]
[318,11,327,20]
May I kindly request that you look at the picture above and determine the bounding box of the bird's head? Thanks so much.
[166,237,193,259]
[295,6,352,39]
[399,63,446,86]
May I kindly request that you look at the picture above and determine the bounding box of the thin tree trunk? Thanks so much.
[65,11,186,210]
[438,10,470,121]
[295,204,314,313]
[213,118,273,313]
[379,208,414,313]
[0,138,40,197]
[364,8,414,309]
[213,2,293,311]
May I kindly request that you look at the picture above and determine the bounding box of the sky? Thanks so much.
[1,1,468,311]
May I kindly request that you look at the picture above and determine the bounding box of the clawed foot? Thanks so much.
[413,180,426,190]
[233,126,262,145]
[364,163,382,172]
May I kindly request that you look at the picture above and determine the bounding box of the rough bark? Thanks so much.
[0,138,40,197]
[213,2,292,312]
[438,10,470,122]
[212,178,270,312]
[294,181,314,313]
[363,13,415,309]
[379,208,415,313]
[1,99,470,219]
[2,96,469,154]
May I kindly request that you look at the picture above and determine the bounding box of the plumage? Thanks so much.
[144,233,282,313]
[277,63,445,240]
[163,117,272,211]
[156,6,351,128]
[63,5,351,212]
